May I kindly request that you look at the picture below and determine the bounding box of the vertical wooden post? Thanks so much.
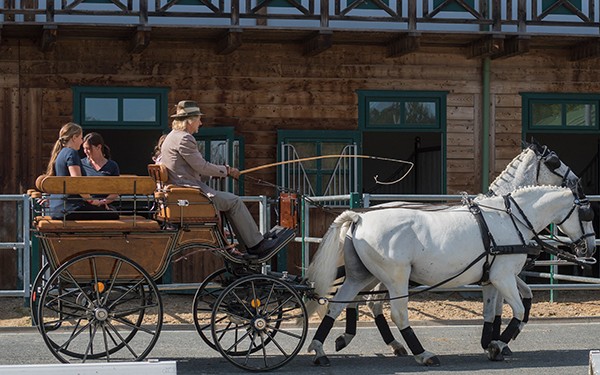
[231,0,239,26]
[408,0,416,32]
[320,0,329,28]
[139,0,148,26]
[518,0,526,32]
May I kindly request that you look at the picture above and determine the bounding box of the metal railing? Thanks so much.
[297,192,600,293]
[0,195,30,298]
[0,194,268,299]
[1,1,600,35]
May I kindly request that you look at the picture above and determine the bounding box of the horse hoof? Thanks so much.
[335,336,347,352]
[393,347,408,356]
[501,346,513,356]
[486,344,505,361]
[425,356,441,366]
[313,355,331,367]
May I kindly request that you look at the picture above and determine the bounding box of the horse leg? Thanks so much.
[308,236,377,366]
[386,274,439,366]
[368,283,407,356]
[308,276,375,366]
[480,283,500,350]
[516,276,533,335]
[335,302,358,352]
[486,274,525,361]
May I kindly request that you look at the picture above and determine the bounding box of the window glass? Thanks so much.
[85,98,118,122]
[532,103,561,126]
[321,142,350,169]
[566,103,595,127]
[210,140,228,165]
[292,142,318,169]
[405,101,436,125]
[369,101,402,125]
[123,98,156,122]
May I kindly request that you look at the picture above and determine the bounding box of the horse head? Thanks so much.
[556,180,596,259]
[526,141,580,188]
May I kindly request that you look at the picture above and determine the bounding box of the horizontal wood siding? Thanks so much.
[3,36,600,281]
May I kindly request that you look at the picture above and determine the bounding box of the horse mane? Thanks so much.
[477,184,564,204]
[487,147,533,193]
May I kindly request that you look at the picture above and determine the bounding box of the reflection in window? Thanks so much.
[532,103,561,126]
[405,101,436,125]
[124,98,156,122]
[85,98,118,121]
[369,101,401,125]
[567,103,595,126]
[321,143,350,169]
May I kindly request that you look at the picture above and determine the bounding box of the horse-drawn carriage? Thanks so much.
[27,164,310,372]
[25,143,598,370]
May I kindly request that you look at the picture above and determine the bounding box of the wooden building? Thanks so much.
[2,0,600,285]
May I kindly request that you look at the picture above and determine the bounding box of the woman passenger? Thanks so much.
[46,122,119,220]
[82,132,120,207]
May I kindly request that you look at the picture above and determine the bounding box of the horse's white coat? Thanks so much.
[307,185,595,364]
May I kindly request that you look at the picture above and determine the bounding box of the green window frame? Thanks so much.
[522,93,600,133]
[196,127,244,194]
[277,130,360,196]
[358,90,447,131]
[73,86,169,129]
[433,0,475,12]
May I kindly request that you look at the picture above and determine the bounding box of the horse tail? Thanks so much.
[305,210,360,318]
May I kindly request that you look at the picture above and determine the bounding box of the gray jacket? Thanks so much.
[160,129,227,187]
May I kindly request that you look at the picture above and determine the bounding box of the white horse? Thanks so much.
[334,142,588,358]
[306,185,596,366]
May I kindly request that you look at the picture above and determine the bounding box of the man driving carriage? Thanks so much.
[160,100,278,257]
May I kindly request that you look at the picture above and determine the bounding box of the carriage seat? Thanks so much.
[34,215,160,232]
[148,164,219,224]
[30,175,160,232]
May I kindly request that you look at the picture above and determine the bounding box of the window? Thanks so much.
[358,90,446,130]
[523,93,600,132]
[73,86,169,129]
[196,127,243,194]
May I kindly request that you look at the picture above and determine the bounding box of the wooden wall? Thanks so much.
[2,36,600,283]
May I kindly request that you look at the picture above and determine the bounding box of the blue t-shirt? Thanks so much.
[50,148,85,219]
[82,158,120,177]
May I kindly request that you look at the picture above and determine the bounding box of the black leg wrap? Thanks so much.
[492,315,502,340]
[313,315,335,343]
[345,308,357,336]
[481,321,494,349]
[522,298,532,323]
[375,314,395,345]
[499,317,521,344]
[400,327,424,355]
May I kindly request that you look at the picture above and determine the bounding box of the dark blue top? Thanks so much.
[82,158,120,177]
[50,147,85,219]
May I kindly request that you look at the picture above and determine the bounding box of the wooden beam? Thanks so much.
[492,36,530,59]
[39,25,58,53]
[387,32,420,58]
[215,28,243,55]
[466,34,504,59]
[570,38,600,61]
[303,30,332,57]
[130,26,151,54]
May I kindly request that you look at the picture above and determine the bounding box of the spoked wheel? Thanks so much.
[211,274,308,372]
[31,263,55,330]
[192,268,234,351]
[37,251,163,363]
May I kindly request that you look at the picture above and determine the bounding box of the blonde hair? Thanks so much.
[171,116,199,131]
[45,122,83,175]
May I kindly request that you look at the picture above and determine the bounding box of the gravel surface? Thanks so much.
[3,290,600,327]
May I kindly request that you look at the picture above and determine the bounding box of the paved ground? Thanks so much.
[1,320,598,374]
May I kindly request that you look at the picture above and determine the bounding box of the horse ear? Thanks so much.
[543,153,561,170]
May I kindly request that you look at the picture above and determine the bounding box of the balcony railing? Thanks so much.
[1,1,599,35]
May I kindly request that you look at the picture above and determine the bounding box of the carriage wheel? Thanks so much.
[31,263,56,330]
[192,268,234,351]
[37,252,163,363]
[211,274,308,372]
